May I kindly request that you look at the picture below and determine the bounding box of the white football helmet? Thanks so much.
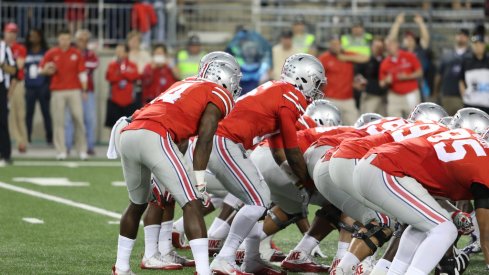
[450,107,489,135]
[305,99,342,126]
[281,53,327,101]
[438,116,453,126]
[408,102,448,122]
[354,113,383,128]
[200,62,242,99]
[482,128,489,142]
[199,51,240,73]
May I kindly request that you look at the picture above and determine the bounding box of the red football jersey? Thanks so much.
[368,128,489,200]
[216,80,308,150]
[297,126,355,154]
[334,121,447,159]
[124,79,234,142]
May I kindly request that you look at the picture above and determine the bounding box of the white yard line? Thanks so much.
[13,161,121,168]
[0,181,122,219]
[22,217,44,224]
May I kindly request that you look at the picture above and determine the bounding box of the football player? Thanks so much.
[111,60,240,275]
[352,108,489,275]
[208,53,326,275]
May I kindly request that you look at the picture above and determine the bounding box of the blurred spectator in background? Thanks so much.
[24,29,52,145]
[291,15,315,53]
[152,0,167,42]
[319,35,368,125]
[356,37,388,115]
[16,0,44,38]
[131,0,157,49]
[65,29,98,155]
[341,18,372,57]
[388,13,433,100]
[433,29,470,115]
[0,39,17,166]
[64,0,86,35]
[459,32,489,114]
[380,38,422,118]
[105,44,139,128]
[40,29,87,160]
[176,35,205,80]
[127,31,151,108]
[226,27,272,94]
[105,0,133,43]
[271,29,300,80]
[141,43,178,104]
[4,23,28,153]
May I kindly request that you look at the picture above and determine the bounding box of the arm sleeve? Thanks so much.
[268,134,284,149]
[279,107,299,149]
[208,86,234,117]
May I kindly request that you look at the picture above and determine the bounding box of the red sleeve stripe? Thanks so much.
[212,90,231,115]
[283,94,305,114]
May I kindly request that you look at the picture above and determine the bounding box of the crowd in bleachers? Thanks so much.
[0,2,488,165]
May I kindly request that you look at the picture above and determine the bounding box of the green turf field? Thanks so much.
[0,159,486,274]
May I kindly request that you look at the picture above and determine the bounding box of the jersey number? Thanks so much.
[152,83,192,104]
[363,118,406,135]
[427,128,486,162]
[390,123,441,142]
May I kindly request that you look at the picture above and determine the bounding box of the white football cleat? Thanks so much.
[355,256,376,275]
[210,256,252,275]
[161,250,195,267]
[281,249,330,273]
[242,256,286,275]
[140,253,182,270]
[56,152,67,160]
[172,230,190,249]
[112,266,136,275]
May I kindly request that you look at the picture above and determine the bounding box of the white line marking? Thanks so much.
[13,177,90,187]
[0,181,122,219]
[22,217,44,224]
[108,220,120,225]
[111,181,126,187]
[13,161,121,167]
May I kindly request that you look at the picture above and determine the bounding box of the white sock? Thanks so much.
[370,259,391,275]
[144,224,161,258]
[294,234,319,255]
[209,221,231,240]
[337,252,360,271]
[115,235,136,272]
[404,266,425,275]
[173,217,184,233]
[208,217,225,237]
[335,241,350,259]
[244,223,264,260]
[218,205,266,259]
[387,259,409,275]
[261,234,273,247]
[158,221,173,256]
[389,225,426,274]
[409,221,458,274]
[190,238,211,275]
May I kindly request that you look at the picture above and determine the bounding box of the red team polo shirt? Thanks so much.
[106,58,140,107]
[124,79,234,143]
[379,50,421,95]
[82,49,99,92]
[40,47,86,91]
[10,42,26,80]
[367,128,489,201]
[318,51,355,100]
[216,81,308,150]
[141,64,178,104]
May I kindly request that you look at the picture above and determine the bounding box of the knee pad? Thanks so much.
[267,210,302,229]
[352,223,393,254]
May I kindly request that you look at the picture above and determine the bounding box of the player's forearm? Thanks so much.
[476,208,489,265]
[193,104,221,171]
[270,147,287,166]
[284,147,309,184]
[193,138,213,171]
